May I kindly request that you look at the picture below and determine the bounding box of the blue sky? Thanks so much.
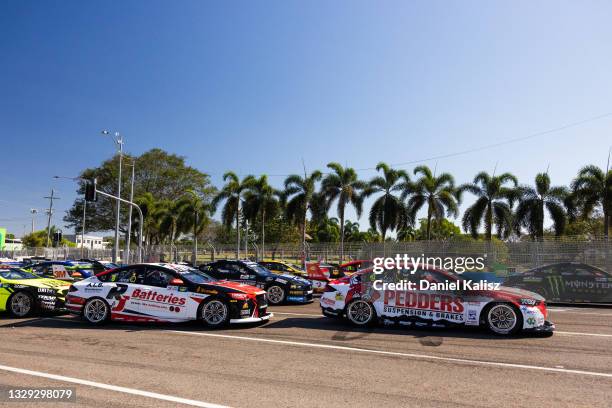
[1,1,611,237]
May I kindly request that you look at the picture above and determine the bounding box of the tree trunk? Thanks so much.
[426,207,432,241]
[486,203,492,241]
[538,200,545,241]
[236,203,240,259]
[302,206,307,268]
[261,209,265,261]
[340,210,345,262]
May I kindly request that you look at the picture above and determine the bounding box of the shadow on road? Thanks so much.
[0,311,553,343]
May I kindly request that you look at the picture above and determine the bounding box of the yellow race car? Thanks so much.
[258,260,307,277]
[0,266,70,317]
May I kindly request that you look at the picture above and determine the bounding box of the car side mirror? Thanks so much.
[169,278,184,286]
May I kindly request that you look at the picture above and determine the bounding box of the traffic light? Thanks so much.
[85,178,97,202]
[53,230,62,246]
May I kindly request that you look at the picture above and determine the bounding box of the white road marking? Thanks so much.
[556,331,612,338]
[271,314,612,338]
[549,309,612,316]
[168,330,612,379]
[0,364,229,408]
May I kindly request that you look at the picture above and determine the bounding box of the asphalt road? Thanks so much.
[0,301,611,408]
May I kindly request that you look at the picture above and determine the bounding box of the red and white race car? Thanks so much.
[66,263,271,327]
[320,264,554,335]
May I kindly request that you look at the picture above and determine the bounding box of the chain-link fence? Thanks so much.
[2,239,611,274]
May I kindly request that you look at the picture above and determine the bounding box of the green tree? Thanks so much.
[64,149,215,234]
[321,163,366,260]
[284,170,323,257]
[242,175,280,257]
[514,173,568,239]
[363,162,411,240]
[404,165,458,240]
[310,217,340,243]
[211,172,251,258]
[569,165,612,239]
[415,218,460,240]
[458,171,517,240]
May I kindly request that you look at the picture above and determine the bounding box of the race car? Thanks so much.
[503,262,612,304]
[76,259,118,275]
[199,260,313,305]
[26,261,95,281]
[66,263,271,327]
[339,260,373,276]
[0,266,71,317]
[320,264,554,335]
[258,260,307,278]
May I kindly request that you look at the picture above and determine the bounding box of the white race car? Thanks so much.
[320,265,554,335]
[66,263,271,327]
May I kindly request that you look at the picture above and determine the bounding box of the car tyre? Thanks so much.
[483,302,522,335]
[200,298,230,328]
[83,298,110,325]
[8,291,35,317]
[266,285,286,305]
[345,299,376,326]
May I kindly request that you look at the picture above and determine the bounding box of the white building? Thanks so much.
[65,234,108,249]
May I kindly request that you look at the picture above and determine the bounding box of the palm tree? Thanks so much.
[514,173,568,240]
[458,171,518,240]
[211,172,250,258]
[570,164,612,239]
[404,165,458,240]
[284,170,323,262]
[321,163,366,261]
[242,175,279,258]
[363,162,411,240]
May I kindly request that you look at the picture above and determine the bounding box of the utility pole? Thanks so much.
[43,190,60,247]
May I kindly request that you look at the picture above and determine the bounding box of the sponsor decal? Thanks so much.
[335,292,344,301]
[321,297,335,307]
[546,276,564,297]
[131,288,186,306]
[287,296,306,302]
[196,287,218,295]
[289,290,304,295]
[526,317,536,326]
[382,291,465,322]
[275,278,288,284]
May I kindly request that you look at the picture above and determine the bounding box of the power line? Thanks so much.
[210,111,612,178]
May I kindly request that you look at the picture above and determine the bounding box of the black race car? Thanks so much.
[77,259,119,275]
[503,262,612,303]
[199,260,313,305]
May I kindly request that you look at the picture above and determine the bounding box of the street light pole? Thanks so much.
[102,130,123,264]
[125,161,135,263]
[81,199,86,258]
[29,209,38,234]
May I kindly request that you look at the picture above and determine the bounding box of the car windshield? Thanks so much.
[165,265,215,284]
[102,262,118,269]
[0,268,38,280]
[244,262,274,276]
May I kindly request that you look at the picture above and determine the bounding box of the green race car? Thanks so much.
[0,267,71,317]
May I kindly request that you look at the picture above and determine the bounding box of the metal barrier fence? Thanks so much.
[2,239,611,274]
